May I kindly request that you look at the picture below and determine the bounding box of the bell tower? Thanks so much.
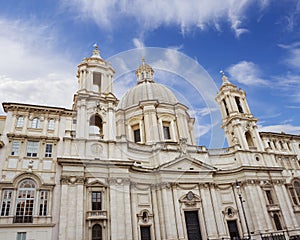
[72,44,118,140]
[215,72,264,151]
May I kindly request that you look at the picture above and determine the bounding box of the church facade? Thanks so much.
[0,46,300,240]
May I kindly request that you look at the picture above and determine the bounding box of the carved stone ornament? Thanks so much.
[0,140,4,148]
[223,206,236,218]
[179,191,201,207]
[61,175,86,185]
[91,143,103,156]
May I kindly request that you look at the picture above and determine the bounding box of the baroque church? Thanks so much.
[0,45,300,240]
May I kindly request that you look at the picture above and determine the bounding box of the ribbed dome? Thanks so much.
[118,81,178,109]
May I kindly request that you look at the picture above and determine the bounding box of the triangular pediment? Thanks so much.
[159,156,217,172]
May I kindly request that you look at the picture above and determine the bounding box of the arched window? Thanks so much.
[16,116,24,127]
[273,213,282,230]
[93,72,101,93]
[48,119,55,130]
[31,117,40,128]
[289,180,300,205]
[235,96,244,113]
[245,131,254,148]
[92,224,102,240]
[89,114,103,136]
[14,179,36,223]
[223,99,229,116]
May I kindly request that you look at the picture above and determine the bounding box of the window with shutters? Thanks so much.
[11,141,21,156]
[16,116,24,128]
[16,232,26,240]
[289,180,300,205]
[48,119,55,130]
[39,190,49,216]
[45,143,53,158]
[1,189,13,216]
[26,141,39,157]
[31,118,40,128]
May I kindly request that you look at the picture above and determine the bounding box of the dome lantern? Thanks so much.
[135,58,154,84]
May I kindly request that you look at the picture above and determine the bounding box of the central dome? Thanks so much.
[118,59,178,109]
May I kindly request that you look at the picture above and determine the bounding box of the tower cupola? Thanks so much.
[135,58,154,84]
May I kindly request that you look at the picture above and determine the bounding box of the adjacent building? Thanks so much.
[0,46,300,240]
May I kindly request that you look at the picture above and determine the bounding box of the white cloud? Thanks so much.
[62,0,270,37]
[278,42,300,69]
[132,38,145,49]
[258,124,300,135]
[227,61,269,85]
[0,17,76,114]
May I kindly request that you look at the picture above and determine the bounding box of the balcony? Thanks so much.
[86,210,107,220]
[267,204,280,212]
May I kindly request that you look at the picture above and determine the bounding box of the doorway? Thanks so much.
[184,211,202,240]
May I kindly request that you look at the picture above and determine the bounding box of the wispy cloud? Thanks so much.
[258,124,300,135]
[227,61,269,85]
[0,17,76,114]
[278,43,300,69]
[62,0,270,37]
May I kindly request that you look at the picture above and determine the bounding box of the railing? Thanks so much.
[13,215,33,223]
[260,232,286,240]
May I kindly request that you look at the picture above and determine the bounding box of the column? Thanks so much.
[210,186,227,237]
[256,186,273,231]
[58,184,68,240]
[172,187,184,239]
[123,183,133,239]
[151,187,162,240]
[244,184,261,231]
[162,187,175,239]
[130,190,138,240]
[76,183,84,240]
[274,184,294,230]
[200,185,218,238]
[157,189,168,240]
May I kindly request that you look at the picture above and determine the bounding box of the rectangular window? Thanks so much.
[11,141,21,156]
[48,119,55,130]
[265,190,274,204]
[163,124,171,140]
[92,192,101,210]
[26,141,39,157]
[93,72,101,92]
[140,226,151,240]
[45,144,53,158]
[1,189,12,216]
[134,129,141,143]
[16,232,26,240]
[39,190,49,216]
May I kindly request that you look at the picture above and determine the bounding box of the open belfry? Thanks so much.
[0,46,300,240]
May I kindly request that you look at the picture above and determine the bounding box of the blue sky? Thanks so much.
[0,0,300,148]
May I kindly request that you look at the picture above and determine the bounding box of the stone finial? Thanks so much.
[220,70,230,84]
[91,43,101,58]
